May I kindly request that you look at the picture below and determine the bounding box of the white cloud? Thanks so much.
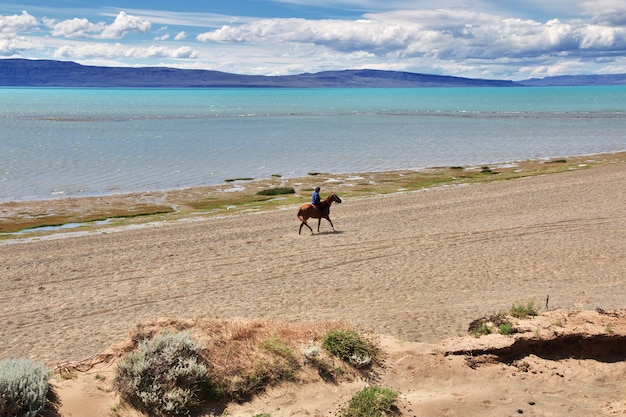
[44,11,152,40]
[46,17,105,38]
[197,17,413,53]
[577,0,626,25]
[520,60,588,78]
[0,11,38,36]
[0,37,40,56]
[0,11,40,56]
[99,11,152,39]
[54,42,197,60]
[4,3,626,79]
[197,9,626,64]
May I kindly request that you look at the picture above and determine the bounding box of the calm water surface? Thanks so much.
[1,86,625,202]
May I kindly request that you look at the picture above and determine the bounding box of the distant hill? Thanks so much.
[518,73,626,86]
[0,59,624,88]
[0,59,517,88]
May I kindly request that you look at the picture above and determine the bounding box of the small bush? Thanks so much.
[0,358,49,417]
[499,323,515,335]
[510,302,538,319]
[481,166,500,175]
[468,313,512,337]
[322,330,374,368]
[114,331,214,416]
[342,386,398,417]
[256,187,295,196]
[472,323,492,337]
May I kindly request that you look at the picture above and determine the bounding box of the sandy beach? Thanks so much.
[1,157,624,367]
[1,157,626,416]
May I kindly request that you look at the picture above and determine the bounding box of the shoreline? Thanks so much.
[2,151,625,236]
[1,155,625,367]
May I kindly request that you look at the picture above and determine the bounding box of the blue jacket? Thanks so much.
[312,190,321,206]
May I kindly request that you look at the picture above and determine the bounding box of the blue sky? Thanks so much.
[2,0,626,80]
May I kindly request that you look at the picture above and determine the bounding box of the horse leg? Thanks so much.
[299,220,313,235]
[325,216,335,231]
[317,217,322,232]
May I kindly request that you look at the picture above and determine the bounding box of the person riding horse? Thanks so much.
[298,190,342,234]
[311,186,328,214]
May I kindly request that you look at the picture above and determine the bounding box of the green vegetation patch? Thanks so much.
[342,386,399,417]
[322,329,376,368]
[0,207,174,234]
[256,187,296,196]
[225,177,254,182]
[468,313,515,337]
[510,302,538,319]
[5,153,617,237]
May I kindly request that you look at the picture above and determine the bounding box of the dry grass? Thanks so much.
[116,317,361,404]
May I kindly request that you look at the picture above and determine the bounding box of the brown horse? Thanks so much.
[297,192,342,234]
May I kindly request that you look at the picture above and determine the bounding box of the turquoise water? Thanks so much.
[1,86,625,202]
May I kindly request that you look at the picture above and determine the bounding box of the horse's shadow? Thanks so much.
[310,230,344,236]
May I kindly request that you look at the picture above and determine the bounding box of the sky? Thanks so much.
[2,0,626,80]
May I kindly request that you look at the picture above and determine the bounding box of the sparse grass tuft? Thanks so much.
[510,302,538,319]
[0,358,49,417]
[342,386,399,417]
[473,324,493,337]
[322,329,376,368]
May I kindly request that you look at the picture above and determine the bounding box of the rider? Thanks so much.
[312,186,325,213]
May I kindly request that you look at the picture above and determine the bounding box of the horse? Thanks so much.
[297,192,342,235]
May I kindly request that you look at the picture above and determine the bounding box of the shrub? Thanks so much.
[468,312,513,337]
[322,330,374,368]
[510,302,538,319]
[499,323,515,335]
[472,323,493,337]
[342,386,398,417]
[256,187,295,196]
[0,358,49,417]
[114,331,214,416]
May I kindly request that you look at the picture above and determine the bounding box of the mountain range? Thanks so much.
[1,59,625,88]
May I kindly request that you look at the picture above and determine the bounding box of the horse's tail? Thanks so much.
[297,208,305,222]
